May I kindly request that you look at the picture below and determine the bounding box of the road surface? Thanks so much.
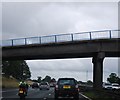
[1,87,89,100]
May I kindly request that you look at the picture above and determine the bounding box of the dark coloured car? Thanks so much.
[32,82,39,88]
[55,78,79,100]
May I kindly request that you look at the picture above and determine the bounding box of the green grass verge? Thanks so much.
[83,91,118,100]
[0,75,2,88]
[2,76,19,88]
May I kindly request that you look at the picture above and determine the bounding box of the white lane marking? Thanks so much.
[43,98,47,100]
[2,89,18,93]
[79,93,92,100]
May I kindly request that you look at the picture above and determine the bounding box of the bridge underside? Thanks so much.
[2,52,119,60]
[2,38,120,60]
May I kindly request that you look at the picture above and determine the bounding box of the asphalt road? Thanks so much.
[2,87,89,100]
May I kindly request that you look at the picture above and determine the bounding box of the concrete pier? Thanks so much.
[92,52,105,90]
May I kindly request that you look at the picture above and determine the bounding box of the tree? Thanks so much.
[42,75,51,83]
[21,61,31,80]
[87,80,93,85]
[37,76,42,83]
[2,60,31,80]
[50,78,56,82]
[107,73,119,84]
[32,79,38,83]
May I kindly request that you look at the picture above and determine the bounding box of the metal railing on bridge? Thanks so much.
[2,30,120,47]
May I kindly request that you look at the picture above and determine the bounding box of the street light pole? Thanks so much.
[86,70,88,82]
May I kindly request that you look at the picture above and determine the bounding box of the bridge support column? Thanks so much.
[92,52,105,90]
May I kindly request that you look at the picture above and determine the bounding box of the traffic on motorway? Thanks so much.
[2,77,120,100]
[2,78,89,100]
[103,82,120,90]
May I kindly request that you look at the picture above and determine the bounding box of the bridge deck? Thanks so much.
[2,30,119,47]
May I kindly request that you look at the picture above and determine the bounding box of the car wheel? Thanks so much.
[74,97,79,100]
[55,94,58,100]
[74,95,79,100]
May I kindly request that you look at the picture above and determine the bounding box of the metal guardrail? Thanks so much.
[2,30,120,47]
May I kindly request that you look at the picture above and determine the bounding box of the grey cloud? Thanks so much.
[29,69,93,81]
[26,58,93,72]
[2,2,117,40]
[26,58,119,81]
[104,58,119,73]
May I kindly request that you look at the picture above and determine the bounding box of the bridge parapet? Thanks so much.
[2,30,119,47]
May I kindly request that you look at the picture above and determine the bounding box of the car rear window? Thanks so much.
[33,83,38,85]
[41,83,47,85]
[112,84,119,86]
[58,79,76,85]
[105,83,111,85]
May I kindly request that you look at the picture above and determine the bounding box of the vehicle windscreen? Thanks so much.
[58,79,75,85]
[113,84,119,86]
[105,83,111,85]
[33,83,38,85]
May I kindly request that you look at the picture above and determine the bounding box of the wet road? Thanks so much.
[2,87,89,100]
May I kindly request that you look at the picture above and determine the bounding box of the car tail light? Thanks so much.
[75,85,78,88]
[75,85,79,91]
[19,88,26,92]
[55,85,58,90]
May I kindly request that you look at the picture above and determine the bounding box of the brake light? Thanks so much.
[19,88,24,91]
[55,85,58,90]
[75,85,79,91]
[75,85,78,88]
[19,88,26,93]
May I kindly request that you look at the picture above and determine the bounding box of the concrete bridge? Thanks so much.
[2,30,120,90]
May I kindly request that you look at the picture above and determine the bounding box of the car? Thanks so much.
[39,82,50,90]
[50,82,56,87]
[50,83,54,87]
[31,82,39,88]
[111,83,120,90]
[54,78,79,100]
[103,83,112,90]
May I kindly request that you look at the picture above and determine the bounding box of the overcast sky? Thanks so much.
[2,2,119,82]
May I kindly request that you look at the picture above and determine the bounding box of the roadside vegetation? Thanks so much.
[1,60,56,88]
[2,76,19,88]
[2,60,31,88]
[83,90,119,100]
[0,75,2,88]
[2,60,31,81]
[79,73,120,100]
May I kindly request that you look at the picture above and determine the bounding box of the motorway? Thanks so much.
[1,87,89,100]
